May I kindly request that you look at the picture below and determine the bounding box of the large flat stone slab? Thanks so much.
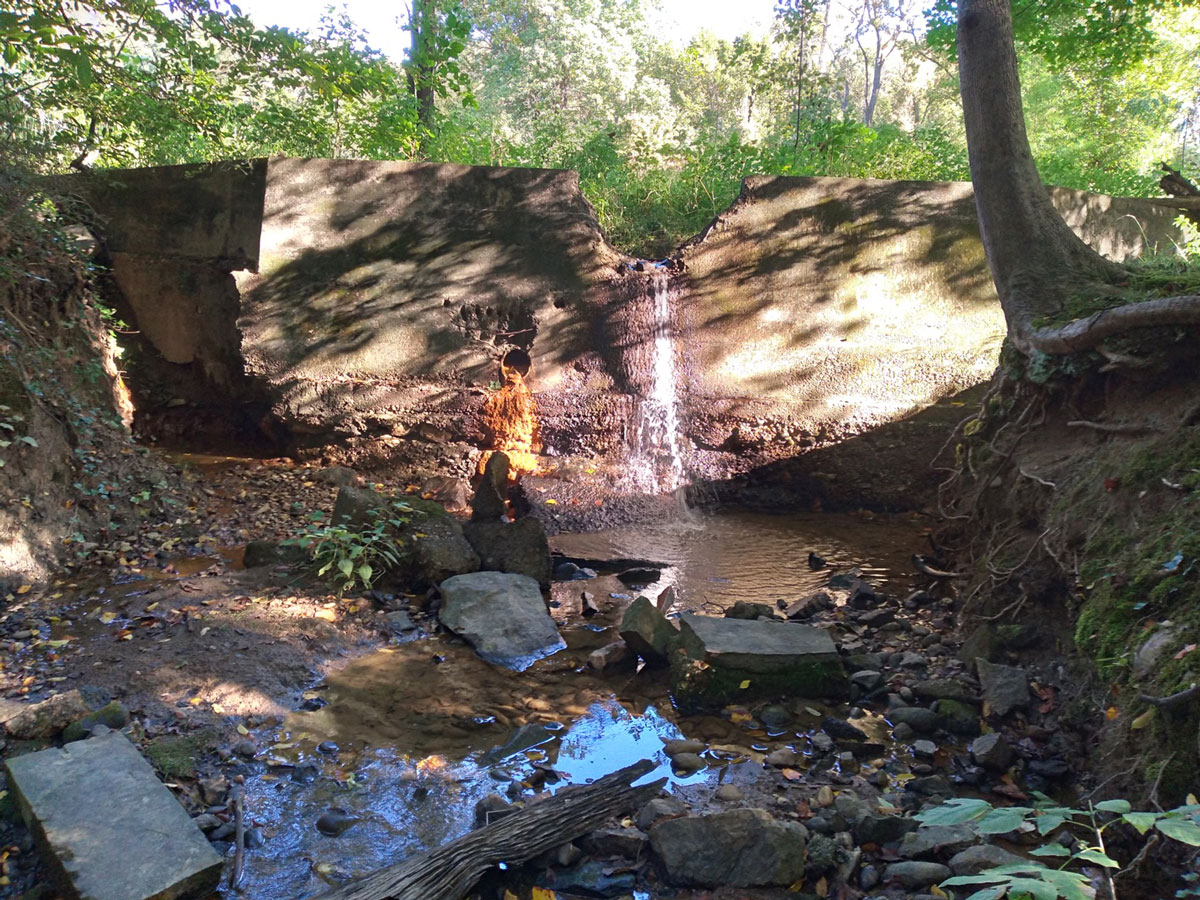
[672,615,847,711]
[678,614,839,672]
[5,731,222,900]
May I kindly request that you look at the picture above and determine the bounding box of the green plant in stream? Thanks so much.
[915,793,1200,899]
[285,501,411,594]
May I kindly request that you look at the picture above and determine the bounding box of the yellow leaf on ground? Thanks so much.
[739,679,751,689]
[1105,706,1120,720]
[544,499,558,505]
[16,585,31,595]
[237,724,250,735]
[1130,708,1156,730]
[815,876,829,897]
[930,886,949,898]
[531,888,557,900]
[99,611,116,624]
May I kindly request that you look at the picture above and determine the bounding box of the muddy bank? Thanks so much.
[57,163,1184,526]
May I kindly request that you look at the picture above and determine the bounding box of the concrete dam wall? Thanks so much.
[67,158,1187,513]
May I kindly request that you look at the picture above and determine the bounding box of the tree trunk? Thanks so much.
[408,0,438,142]
[956,0,1126,354]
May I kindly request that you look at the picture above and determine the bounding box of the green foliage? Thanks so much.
[917,794,1200,900]
[285,501,412,595]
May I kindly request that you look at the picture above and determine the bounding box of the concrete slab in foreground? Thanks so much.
[5,730,222,900]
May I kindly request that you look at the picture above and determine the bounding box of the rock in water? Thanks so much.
[462,517,552,588]
[619,596,680,667]
[439,572,564,670]
[471,451,510,522]
[649,808,808,887]
[4,731,222,900]
[670,615,848,709]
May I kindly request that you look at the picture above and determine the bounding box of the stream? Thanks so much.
[227,509,932,899]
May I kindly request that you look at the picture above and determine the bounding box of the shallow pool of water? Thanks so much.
[551,509,927,613]
[231,508,930,898]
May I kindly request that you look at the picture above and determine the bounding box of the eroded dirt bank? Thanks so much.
[61,162,1184,522]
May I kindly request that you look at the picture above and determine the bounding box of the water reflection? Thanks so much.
[552,509,925,613]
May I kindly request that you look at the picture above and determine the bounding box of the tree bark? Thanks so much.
[956,0,1127,352]
[307,760,663,900]
[408,0,438,141]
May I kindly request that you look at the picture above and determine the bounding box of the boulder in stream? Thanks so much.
[649,808,808,887]
[439,572,565,670]
[462,517,551,588]
[619,596,680,667]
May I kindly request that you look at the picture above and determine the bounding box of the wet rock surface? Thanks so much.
[438,571,565,670]
[0,453,1110,900]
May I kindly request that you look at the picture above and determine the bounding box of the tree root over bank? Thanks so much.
[1012,290,1200,356]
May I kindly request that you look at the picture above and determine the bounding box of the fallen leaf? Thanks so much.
[1130,708,1155,730]
[16,585,30,595]
[99,611,116,624]
[930,886,949,898]
[1174,643,1197,660]
[781,767,802,781]
[544,498,558,505]
[1106,706,1120,720]
[739,679,752,689]
[815,876,829,897]
[237,724,250,735]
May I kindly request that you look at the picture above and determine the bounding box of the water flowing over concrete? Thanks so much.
[61,160,1188,514]
[625,272,686,495]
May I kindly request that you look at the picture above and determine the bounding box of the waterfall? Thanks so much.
[626,271,686,495]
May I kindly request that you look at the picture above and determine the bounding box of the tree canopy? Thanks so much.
[1,0,1197,254]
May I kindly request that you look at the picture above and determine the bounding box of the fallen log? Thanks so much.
[308,759,663,900]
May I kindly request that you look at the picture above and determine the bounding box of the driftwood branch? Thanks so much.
[309,759,663,900]
[1139,684,1200,709]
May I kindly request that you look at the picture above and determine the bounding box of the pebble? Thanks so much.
[892,721,916,741]
[663,738,706,757]
[316,809,362,836]
[912,740,938,759]
[814,785,835,807]
[765,748,798,767]
[671,753,707,774]
[850,670,884,691]
[232,739,257,758]
[715,784,743,801]
[860,864,881,890]
[316,741,339,755]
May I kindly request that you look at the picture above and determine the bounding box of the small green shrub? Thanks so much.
[916,794,1200,900]
[284,500,411,594]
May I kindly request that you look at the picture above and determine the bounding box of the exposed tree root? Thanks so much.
[1013,291,1200,356]
[1068,420,1160,436]
[1139,685,1200,710]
